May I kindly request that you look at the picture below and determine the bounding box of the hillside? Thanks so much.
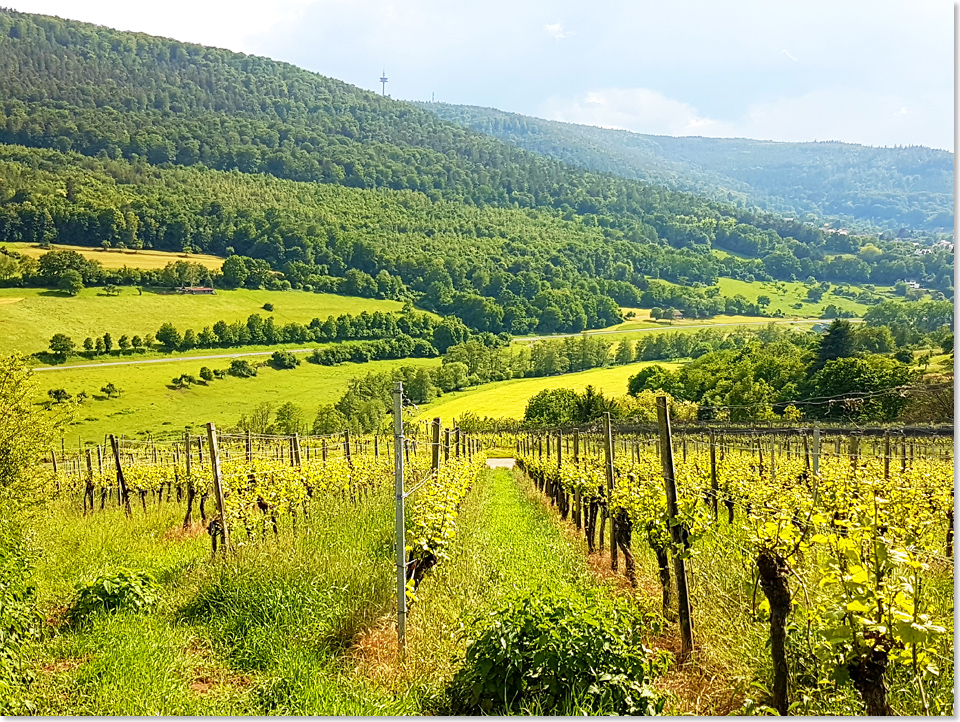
[0,8,952,335]
[417,102,954,235]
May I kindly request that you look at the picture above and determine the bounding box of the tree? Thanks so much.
[405,367,438,402]
[101,382,120,398]
[131,335,143,352]
[237,402,276,434]
[47,388,71,403]
[82,337,94,354]
[810,356,915,421]
[941,333,954,355]
[815,319,856,370]
[312,404,349,435]
[102,333,113,354]
[199,366,214,382]
[58,270,84,296]
[156,323,182,351]
[49,333,75,360]
[104,284,121,296]
[614,339,634,365]
[118,334,131,352]
[94,337,105,355]
[274,402,306,435]
[221,255,249,287]
[757,295,771,310]
[0,254,19,281]
[523,388,579,427]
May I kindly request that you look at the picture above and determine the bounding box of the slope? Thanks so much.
[417,102,954,234]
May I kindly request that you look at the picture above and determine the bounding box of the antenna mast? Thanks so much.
[379,69,388,96]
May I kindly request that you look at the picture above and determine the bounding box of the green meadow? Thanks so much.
[416,360,684,423]
[40,356,441,445]
[0,287,408,357]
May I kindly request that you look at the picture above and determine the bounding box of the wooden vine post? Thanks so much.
[206,422,230,555]
[709,430,718,518]
[573,428,582,530]
[444,428,451,462]
[603,412,617,571]
[344,430,352,467]
[431,417,441,477]
[109,434,132,517]
[392,382,407,650]
[656,396,694,661]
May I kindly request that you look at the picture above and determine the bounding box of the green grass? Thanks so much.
[25,485,418,715]
[712,277,885,316]
[416,361,683,423]
[41,356,441,445]
[21,460,651,714]
[399,469,604,699]
[0,286,408,356]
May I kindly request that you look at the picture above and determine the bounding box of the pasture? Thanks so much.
[39,355,441,445]
[0,287,408,356]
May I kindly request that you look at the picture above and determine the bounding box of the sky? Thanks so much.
[6,0,956,151]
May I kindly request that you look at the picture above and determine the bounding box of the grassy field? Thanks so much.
[21,462,654,715]
[2,242,224,270]
[0,287,408,356]
[416,360,683,423]
[713,277,886,316]
[40,355,441,445]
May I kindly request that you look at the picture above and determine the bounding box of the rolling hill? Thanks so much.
[417,102,954,235]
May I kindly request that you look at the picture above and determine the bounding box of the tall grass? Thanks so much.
[25,485,416,715]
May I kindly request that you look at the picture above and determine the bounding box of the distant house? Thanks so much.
[177,286,215,295]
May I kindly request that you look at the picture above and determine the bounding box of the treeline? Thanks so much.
[52,309,500,360]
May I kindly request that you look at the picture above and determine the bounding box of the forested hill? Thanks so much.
[416,102,954,235]
[0,9,952,327]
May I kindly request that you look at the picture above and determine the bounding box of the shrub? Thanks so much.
[229,359,257,378]
[199,366,214,382]
[262,302,274,312]
[67,570,159,624]
[270,350,300,369]
[446,588,669,715]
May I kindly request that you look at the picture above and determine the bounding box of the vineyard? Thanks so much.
[514,406,954,715]
[9,395,955,715]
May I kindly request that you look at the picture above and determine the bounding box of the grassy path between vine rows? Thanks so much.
[353,467,608,701]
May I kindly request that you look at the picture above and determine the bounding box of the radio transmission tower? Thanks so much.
[379,69,388,96]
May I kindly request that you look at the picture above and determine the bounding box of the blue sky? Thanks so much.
[8,0,955,150]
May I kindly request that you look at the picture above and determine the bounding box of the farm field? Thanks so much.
[41,355,441,445]
[0,287,408,356]
[1,242,225,270]
[416,361,683,423]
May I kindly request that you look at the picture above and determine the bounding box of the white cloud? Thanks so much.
[541,87,734,137]
[540,86,952,149]
[543,21,569,41]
